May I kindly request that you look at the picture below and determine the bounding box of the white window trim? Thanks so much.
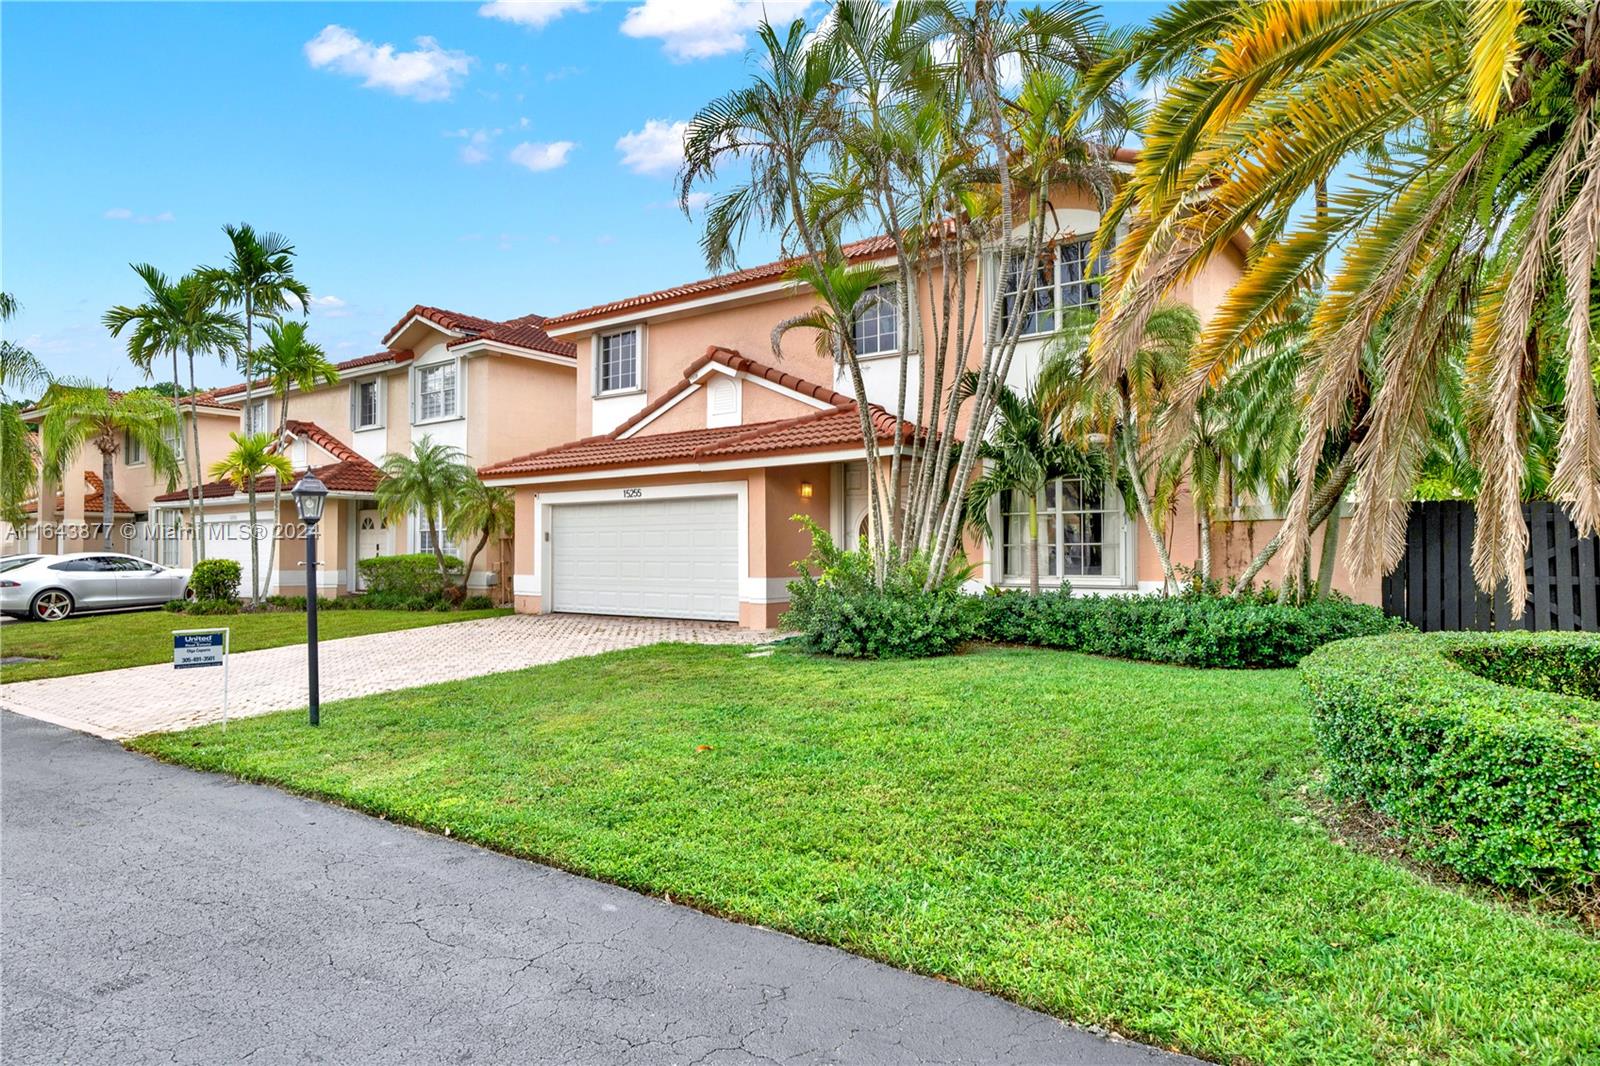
[593,326,645,398]
[993,236,1108,343]
[851,283,902,360]
[242,398,271,435]
[987,474,1136,590]
[410,357,463,426]
[351,377,385,431]
[124,432,145,467]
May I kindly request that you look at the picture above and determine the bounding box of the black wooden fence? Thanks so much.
[1382,501,1600,632]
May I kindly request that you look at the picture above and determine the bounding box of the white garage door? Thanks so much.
[202,516,265,597]
[551,496,738,621]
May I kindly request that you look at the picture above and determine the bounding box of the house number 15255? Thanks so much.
[621,488,643,499]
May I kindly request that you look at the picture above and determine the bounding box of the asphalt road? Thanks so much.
[1,712,1199,1065]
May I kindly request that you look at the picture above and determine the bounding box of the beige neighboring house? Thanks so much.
[480,176,1377,629]
[2,393,241,561]
[153,305,579,596]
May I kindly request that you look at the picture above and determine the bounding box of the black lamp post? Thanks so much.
[291,472,328,727]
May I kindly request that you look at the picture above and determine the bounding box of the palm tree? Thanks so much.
[209,431,293,606]
[104,265,242,558]
[961,372,1099,596]
[1,293,50,525]
[375,437,471,580]
[1091,1,1600,614]
[252,321,338,600]
[38,382,180,549]
[200,224,310,414]
[445,476,515,597]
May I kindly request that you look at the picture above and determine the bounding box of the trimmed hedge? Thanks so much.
[1300,632,1600,890]
[975,589,1398,668]
[188,558,241,602]
[355,553,462,599]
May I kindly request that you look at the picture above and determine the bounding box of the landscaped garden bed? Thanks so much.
[130,643,1599,1065]
[1301,631,1600,893]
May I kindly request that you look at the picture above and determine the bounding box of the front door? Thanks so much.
[354,508,390,591]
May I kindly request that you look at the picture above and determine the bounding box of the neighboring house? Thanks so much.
[481,179,1375,628]
[164,305,578,596]
[2,393,241,561]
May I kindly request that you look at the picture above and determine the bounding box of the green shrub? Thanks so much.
[162,599,186,613]
[1300,631,1600,890]
[975,588,1398,668]
[262,595,351,612]
[360,589,446,611]
[182,597,242,616]
[460,595,495,611]
[188,558,241,602]
[356,553,461,599]
[783,518,978,659]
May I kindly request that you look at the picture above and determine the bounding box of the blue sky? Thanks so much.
[3,0,1164,392]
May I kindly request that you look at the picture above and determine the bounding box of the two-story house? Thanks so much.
[479,181,1368,628]
[3,393,241,562]
[148,305,576,597]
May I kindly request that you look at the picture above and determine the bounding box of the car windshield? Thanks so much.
[0,556,42,573]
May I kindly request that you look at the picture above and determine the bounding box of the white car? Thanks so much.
[0,553,193,621]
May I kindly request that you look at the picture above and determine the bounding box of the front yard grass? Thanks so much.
[131,644,1599,1064]
[0,606,509,682]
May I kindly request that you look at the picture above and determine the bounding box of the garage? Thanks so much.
[202,515,267,597]
[550,496,739,621]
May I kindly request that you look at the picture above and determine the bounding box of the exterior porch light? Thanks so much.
[799,481,814,500]
[291,472,329,727]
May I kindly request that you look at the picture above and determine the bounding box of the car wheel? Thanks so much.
[30,589,74,622]
[184,585,197,601]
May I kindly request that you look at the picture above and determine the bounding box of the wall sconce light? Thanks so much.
[798,481,814,500]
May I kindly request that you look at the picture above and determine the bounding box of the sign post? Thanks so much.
[173,627,231,731]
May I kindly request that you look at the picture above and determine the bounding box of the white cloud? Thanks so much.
[447,127,502,164]
[615,119,688,175]
[308,295,352,318]
[304,25,473,102]
[620,0,812,62]
[509,140,576,172]
[478,1,588,28]
[104,208,175,224]
[546,65,582,82]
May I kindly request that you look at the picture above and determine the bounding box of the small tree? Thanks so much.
[375,436,471,580]
[445,475,515,596]
[39,382,181,549]
[209,431,293,605]
[1,292,50,524]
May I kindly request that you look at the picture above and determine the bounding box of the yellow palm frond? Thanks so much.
[1467,0,1525,127]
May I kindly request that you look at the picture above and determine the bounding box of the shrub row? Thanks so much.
[975,589,1398,669]
[162,593,497,616]
[355,553,462,598]
[1300,631,1600,890]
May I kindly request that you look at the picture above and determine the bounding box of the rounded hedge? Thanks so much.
[1300,631,1600,890]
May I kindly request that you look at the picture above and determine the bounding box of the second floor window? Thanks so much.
[124,432,143,466]
[416,362,457,422]
[353,380,381,430]
[1000,238,1108,338]
[852,285,899,356]
[163,426,184,460]
[597,329,639,393]
[244,398,269,434]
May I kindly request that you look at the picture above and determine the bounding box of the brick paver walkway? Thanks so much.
[0,614,772,739]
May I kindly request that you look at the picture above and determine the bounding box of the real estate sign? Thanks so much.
[173,630,227,669]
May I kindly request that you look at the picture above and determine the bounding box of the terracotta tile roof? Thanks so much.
[448,313,576,359]
[479,347,924,480]
[546,234,900,328]
[153,420,383,502]
[211,349,414,400]
[20,471,135,515]
[381,304,499,346]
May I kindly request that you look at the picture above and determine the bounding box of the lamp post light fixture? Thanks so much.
[291,472,329,727]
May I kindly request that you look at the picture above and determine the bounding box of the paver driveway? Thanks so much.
[0,613,770,739]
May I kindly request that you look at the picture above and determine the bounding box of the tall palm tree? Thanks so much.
[1091,0,1600,614]
[0,293,50,525]
[104,265,242,558]
[961,372,1099,596]
[445,475,515,597]
[375,437,471,580]
[38,382,181,549]
[200,223,310,425]
[209,431,293,606]
[252,321,338,600]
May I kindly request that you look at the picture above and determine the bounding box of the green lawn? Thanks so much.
[130,644,1599,1065]
[0,607,510,682]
